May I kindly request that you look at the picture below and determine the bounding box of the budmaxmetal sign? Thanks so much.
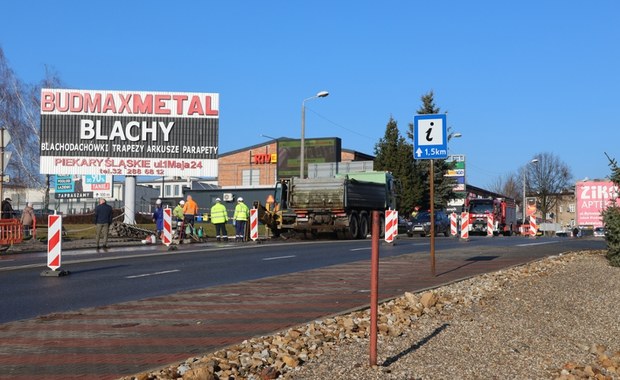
[576,180,620,227]
[39,89,219,177]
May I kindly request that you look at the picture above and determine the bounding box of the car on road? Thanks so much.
[407,211,450,237]
[593,227,606,237]
[398,216,411,234]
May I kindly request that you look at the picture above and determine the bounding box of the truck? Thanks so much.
[258,171,398,239]
[466,197,517,236]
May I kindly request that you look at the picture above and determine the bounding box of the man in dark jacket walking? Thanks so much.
[94,198,113,249]
[1,198,14,219]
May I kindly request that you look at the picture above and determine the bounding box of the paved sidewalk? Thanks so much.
[0,241,589,379]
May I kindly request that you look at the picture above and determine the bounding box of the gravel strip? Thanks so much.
[126,250,620,380]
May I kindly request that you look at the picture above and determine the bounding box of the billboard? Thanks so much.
[277,138,341,179]
[54,174,113,199]
[576,180,620,227]
[445,154,466,192]
[40,89,219,177]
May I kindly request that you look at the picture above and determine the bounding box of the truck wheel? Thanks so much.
[346,212,359,239]
[358,212,369,239]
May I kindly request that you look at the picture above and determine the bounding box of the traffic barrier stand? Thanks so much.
[384,209,397,244]
[162,207,177,250]
[450,212,458,237]
[487,214,494,237]
[460,212,470,240]
[250,208,259,242]
[0,219,23,247]
[40,214,70,277]
[529,215,538,238]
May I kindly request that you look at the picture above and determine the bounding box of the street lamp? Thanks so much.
[522,158,539,224]
[300,90,329,178]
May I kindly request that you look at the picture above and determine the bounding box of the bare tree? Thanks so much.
[489,173,521,201]
[525,152,573,221]
[0,47,62,190]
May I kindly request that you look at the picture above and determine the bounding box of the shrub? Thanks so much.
[603,153,620,267]
[603,204,620,267]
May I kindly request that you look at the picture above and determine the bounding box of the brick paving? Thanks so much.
[0,243,573,379]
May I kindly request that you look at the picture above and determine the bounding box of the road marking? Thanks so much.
[350,247,371,251]
[516,241,560,247]
[125,269,180,279]
[263,255,296,261]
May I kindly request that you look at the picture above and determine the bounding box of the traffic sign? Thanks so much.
[413,114,448,160]
[1,129,11,147]
[3,152,11,171]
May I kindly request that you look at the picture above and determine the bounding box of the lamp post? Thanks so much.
[300,91,329,178]
[522,158,539,224]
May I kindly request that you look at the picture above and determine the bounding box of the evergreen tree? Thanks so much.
[603,153,620,267]
[374,116,413,212]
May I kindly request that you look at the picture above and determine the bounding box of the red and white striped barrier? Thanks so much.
[450,212,458,237]
[250,208,259,241]
[529,215,538,237]
[487,214,494,237]
[384,209,398,243]
[41,213,70,276]
[163,207,172,246]
[47,214,62,271]
[460,212,469,240]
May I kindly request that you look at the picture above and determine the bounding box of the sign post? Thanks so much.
[414,114,448,276]
[0,129,11,204]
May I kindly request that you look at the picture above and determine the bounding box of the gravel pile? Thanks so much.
[124,250,620,380]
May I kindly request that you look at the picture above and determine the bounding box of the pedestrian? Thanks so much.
[173,200,185,238]
[233,197,250,242]
[1,198,14,219]
[94,198,113,249]
[411,206,420,220]
[182,195,199,233]
[152,199,163,239]
[20,202,35,236]
[210,197,229,242]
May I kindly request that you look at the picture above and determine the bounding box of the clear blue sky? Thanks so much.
[1,1,618,188]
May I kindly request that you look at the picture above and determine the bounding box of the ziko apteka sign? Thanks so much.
[39,89,219,177]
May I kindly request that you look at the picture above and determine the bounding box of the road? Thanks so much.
[0,235,606,379]
[0,235,605,324]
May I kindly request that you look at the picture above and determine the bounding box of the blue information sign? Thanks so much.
[413,114,448,160]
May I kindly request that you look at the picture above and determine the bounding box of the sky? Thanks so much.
[1,1,619,189]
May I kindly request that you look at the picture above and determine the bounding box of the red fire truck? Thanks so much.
[466,197,517,236]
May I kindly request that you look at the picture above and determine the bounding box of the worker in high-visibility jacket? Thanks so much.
[210,197,229,242]
[182,195,199,227]
[173,200,185,238]
[233,197,250,242]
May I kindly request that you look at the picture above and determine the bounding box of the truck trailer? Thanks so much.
[259,171,398,239]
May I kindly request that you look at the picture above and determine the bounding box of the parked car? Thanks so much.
[407,211,450,237]
[398,216,411,234]
[593,227,606,237]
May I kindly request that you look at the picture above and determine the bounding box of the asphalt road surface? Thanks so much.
[0,235,605,324]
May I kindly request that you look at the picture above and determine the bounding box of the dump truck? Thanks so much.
[258,171,398,239]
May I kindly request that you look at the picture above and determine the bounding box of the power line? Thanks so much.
[305,107,376,141]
